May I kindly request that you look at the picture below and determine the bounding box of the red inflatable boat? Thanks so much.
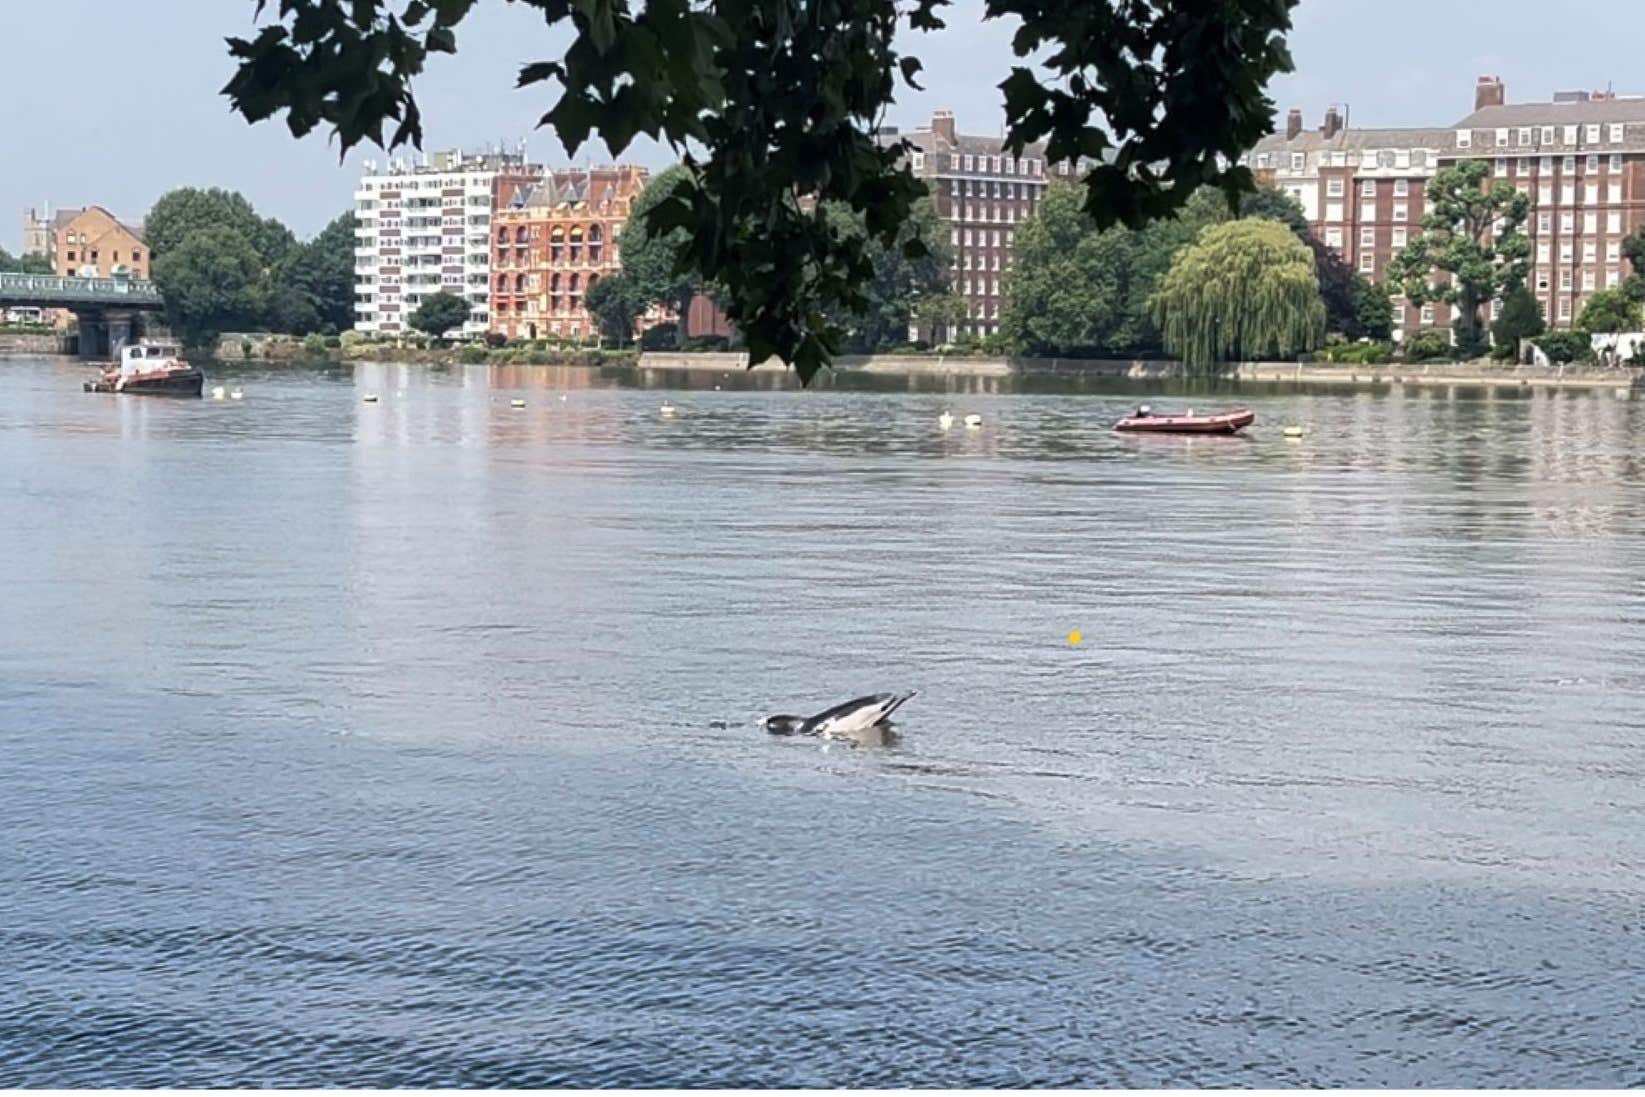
[1114,406,1255,434]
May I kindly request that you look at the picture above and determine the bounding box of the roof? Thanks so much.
[1455,98,1645,129]
[1250,127,1453,155]
[882,127,1047,159]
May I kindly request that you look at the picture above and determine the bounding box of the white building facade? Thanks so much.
[353,147,541,337]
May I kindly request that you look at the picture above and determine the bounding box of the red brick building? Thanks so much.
[1248,76,1645,339]
[489,165,649,341]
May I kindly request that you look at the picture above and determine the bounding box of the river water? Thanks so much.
[1,356,1641,1086]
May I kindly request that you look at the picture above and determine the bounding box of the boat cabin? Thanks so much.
[118,342,184,377]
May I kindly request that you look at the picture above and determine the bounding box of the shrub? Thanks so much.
[484,331,507,348]
[240,338,254,360]
[1323,341,1392,365]
[340,330,368,348]
[1533,330,1595,365]
[458,344,489,364]
[640,322,679,351]
[1401,330,1454,362]
[323,334,342,349]
[683,334,731,352]
[302,333,327,356]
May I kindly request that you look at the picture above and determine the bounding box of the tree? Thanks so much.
[618,165,701,350]
[0,247,53,274]
[584,273,645,347]
[220,0,1300,382]
[1490,285,1544,360]
[1576,287,1641,334]
[1153,219,1325,373]
[277,212,357,333]
[822,196,950,352]
[146,188,280,263]
[1534,329,1594,365]
[912,293,969,346]
[151,226,268,349]
[1352,278,1395,342]
[1387,160,1530,359]
[408,291,471,337]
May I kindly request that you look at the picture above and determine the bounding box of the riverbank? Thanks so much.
[638,350,1645,391]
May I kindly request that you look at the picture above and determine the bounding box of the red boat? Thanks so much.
[1114,406,1255,434]
[83,341,205,397]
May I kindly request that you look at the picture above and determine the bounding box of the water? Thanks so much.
[1,356,1641,1087]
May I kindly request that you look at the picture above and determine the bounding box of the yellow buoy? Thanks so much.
[1068,630,1083,646]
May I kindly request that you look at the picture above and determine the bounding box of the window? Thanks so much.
[1394,178,1409,196]
[950,227,958,246]
[1005,158,1015,175]
[1537,272,1550,292]
[1609,268,1622,287]
[1411,149,1429,169]
[964,229,973,245]
[1518,127,1533,146]
[1494,159,1507,177]
[1256,153,1272,169]
[1456,129,1472,149]
[1609,182,1624,203]
[1537,212,1551,233]
[1584,212,1598,234]
[1610,153,1624,172]
[1361,179,1376,197]
[1584,240,1598,261]
[1610,123,1626,144]
[1360,226,1375,247]
[1560,267,1573,287]
[1586,124,1602,145]
[1325,226,1343,248]
[1361,202,1376,222]
[1393,203,1408,222]
[1392,226,1407,248]
[1542,126,1556,146]
[1583,269,1596,290]
[1564,125,1579,146]
[1291,153,1305,171]
[1326,202,1344,222]
[1326,178,1344,197]
[1539,184,1553,205]
[1420,305,1435,325]
[1562,155,1576,174]
[1537,243,1551,263]
[1586,182,1599,204]
[1359,252,1375,273]
[66,251,75,261]
[1608,211,1623,234]
[1559,298,1572,320]
[1540,155,1553,173]
[991,156,1002,173]
[1561,211,1575,232]
[1609,239,1622,261]
[963,155,974,171]
[1496,128,1509,147]
[1563,183,1577,204]
[1586,154,1600,172]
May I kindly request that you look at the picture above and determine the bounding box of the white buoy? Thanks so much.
[229,389,244,401]
[660,402,676,417]
[211,386,226,400]
[363,393,379,403]
[964,413,983,429]
[510,398,526,408]
[938,411,954,431]
[1283,425,1305,439]
[559,393,568,403]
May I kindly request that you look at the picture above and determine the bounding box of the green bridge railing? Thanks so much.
[0,272,164,308]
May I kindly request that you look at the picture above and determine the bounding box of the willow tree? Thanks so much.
[1153,220,1324,373]
[1387,160,1531,358]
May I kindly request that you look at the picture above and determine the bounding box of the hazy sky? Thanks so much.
[3,0,1642,249]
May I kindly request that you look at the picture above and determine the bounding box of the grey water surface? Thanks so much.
[1,357,1641,1086]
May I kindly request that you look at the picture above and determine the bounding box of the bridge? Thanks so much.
[0,273,166,357]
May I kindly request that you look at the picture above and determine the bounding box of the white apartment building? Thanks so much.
[353,146,541,336]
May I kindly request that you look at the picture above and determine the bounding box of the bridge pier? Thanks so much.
[73,309,142,359]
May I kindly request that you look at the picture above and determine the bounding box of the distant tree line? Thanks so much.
[145,187,355,350]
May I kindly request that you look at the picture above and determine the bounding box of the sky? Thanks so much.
[2,0,1643,250]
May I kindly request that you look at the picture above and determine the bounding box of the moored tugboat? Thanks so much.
[84,342,205,397]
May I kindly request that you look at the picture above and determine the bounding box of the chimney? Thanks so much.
[1321,107,1343,139]
[931,110,957,146]
[1475,75,1505,111]
[1285,108,1303,140]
